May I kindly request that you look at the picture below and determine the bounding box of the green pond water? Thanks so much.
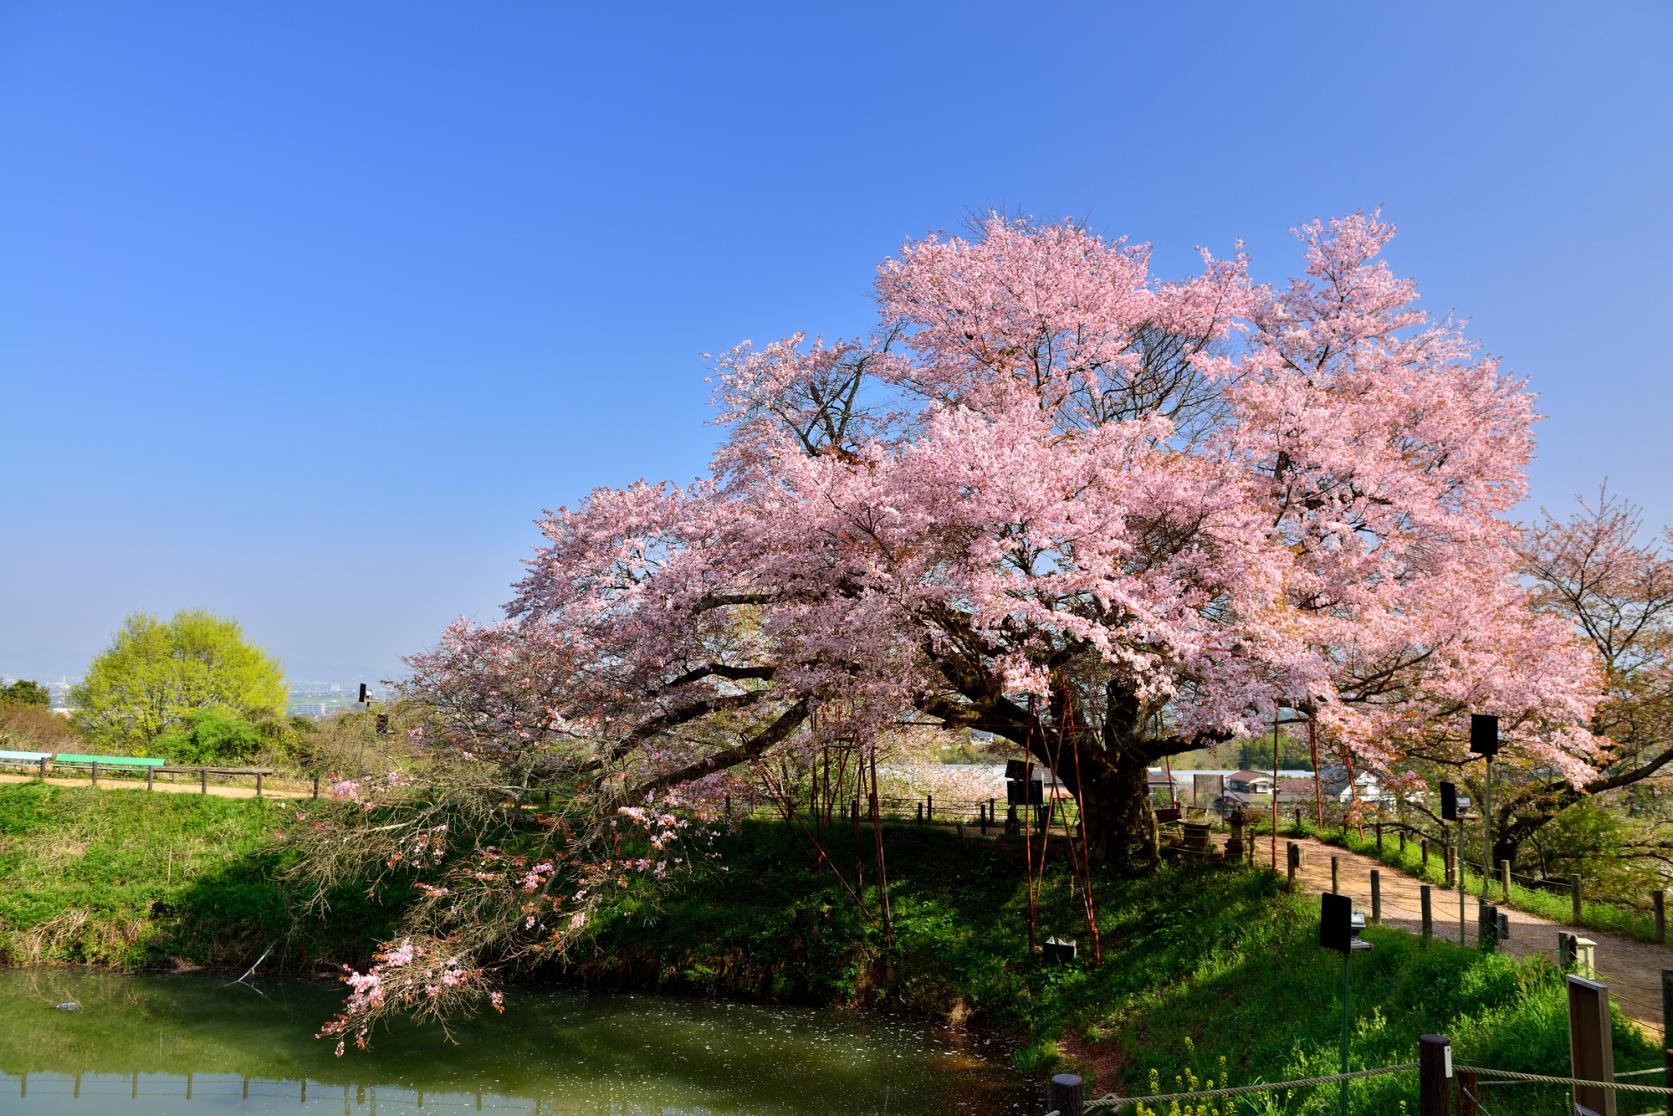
[0,970,1027,1115]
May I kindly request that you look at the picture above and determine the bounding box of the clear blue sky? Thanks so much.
[3,1,1669,684]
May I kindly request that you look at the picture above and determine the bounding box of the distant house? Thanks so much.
[1227,769,1275,795]
[1146,769,1178,803]
[1274,777,1316,805]
[1319,765,1383,804]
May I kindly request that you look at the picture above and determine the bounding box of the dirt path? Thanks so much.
[1256,835,1671,1037]
[0,772,312,800]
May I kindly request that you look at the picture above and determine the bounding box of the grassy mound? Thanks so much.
[0,783,396,969]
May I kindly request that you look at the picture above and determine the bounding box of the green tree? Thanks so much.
[0,679,50,707]
[71,610,287,750]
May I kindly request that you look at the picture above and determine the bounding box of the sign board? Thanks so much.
[1439,781,1458,822]
[1319,892,1353,953]
[1469,713,1499,756]
[1567,975,1615,1116]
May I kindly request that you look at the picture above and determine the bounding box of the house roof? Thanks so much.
[1230,769,1274,782]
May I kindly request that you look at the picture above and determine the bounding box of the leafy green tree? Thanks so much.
[0,679,50,707]
[71,610,287,750]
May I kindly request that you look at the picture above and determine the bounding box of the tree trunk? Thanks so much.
[1043,738,1153,874]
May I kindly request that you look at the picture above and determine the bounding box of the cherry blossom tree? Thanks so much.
[1485,489,1673,864]
[497,211,1596,860]
[303,211,1603,1045]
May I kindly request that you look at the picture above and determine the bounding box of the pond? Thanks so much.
[0,970,1028,1115]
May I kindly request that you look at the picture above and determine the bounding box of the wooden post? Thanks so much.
[1287,841,1300,888]
[915,802,923,823]
[90,761,98,787]
[255,772,263,797]
[37,756,46,780]
[1566,974,1616,1116]
[1443,843,1455,887]
[927,794,933,821]
[1418,1034,1451,1116]
[1294,806,1301,830]
[312,773,320,799]
[200,768,207,794]
[1421,837,1429,871]
[1455,1068,1478,1116]
[1652,890,1665,945]
[1331,855,1340,895]
[1048,1073,1084,1116]
[1572,873,1583,925]
[1376,822,1383,852]
[1498,859,1511,902]
[1558,931,1575,971]
[1421,885,1433,939]
[146,767,153,791]
[1371,869,1382,924]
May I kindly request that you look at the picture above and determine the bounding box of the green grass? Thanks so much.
[1287,818,1663,943]
[0,782,399,969]
[584,822,1662,1111]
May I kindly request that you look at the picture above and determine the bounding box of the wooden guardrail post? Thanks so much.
[1421,837,1429,871]
[90,761,98,787]
[1287,841,1300,887]
[199,767,207,795]
[1418,1034,1451,1116]
[1498,860,1511,902]
[38,756,46,780]
[1330,855,1340,895]
[1048,1072,1083,1116]
[926,794,933,821]
[1421,885,1433,940]
[145,767,153,791]
[1455,1068,1479,1116]
[1371,869,1382,924]
[1652,889,1665,945]
[255,772,263,798]
[312,773,320,800]
[1571,874,1583,925]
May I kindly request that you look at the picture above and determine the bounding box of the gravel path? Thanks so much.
[1262,835,1670,1037]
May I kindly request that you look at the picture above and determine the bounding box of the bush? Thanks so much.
[152,709,263,765]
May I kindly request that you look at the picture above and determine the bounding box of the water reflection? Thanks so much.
[0,970,1024,1114]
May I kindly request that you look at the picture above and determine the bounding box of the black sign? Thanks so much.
[1469,713,1499,756]
[1005,759,1029,781]
[1007,779,1044,806]
[1439,781,1458,822]
[358,683,370,704]
[1319,892,1353,953]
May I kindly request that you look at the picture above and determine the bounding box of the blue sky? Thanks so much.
[2,1,1669,684]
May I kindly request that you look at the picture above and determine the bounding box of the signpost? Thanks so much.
[1320,893,1372,1116]
[1470,714,1499,901]
[1441,780,1464,945]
